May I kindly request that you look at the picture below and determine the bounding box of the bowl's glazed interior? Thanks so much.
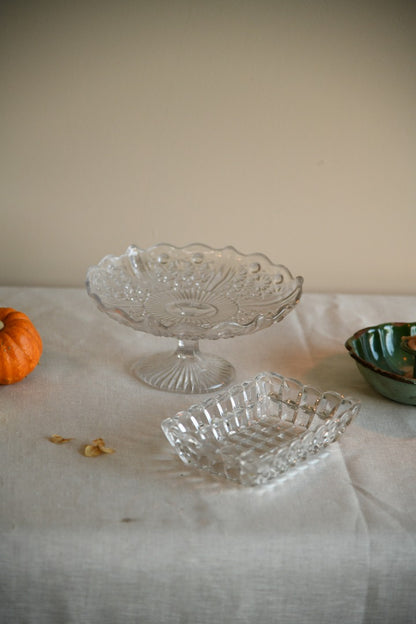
[345,322,416,405]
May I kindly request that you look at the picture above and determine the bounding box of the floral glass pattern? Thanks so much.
[86,244,303,393]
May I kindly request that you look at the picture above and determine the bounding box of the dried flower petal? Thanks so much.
[84,438,115,457]
[49,434,73,444]
[406,336,416,351]
[84,444,102,457]
[94,438,115,454]
[93,437,105,447]
[99,446,115,454]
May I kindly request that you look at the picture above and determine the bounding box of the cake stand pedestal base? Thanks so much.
[132,339,235,394]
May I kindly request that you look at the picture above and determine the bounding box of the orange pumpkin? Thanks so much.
[0,308,43,384]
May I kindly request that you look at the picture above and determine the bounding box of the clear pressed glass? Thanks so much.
[161,372,360,485]
[86,244,303,393]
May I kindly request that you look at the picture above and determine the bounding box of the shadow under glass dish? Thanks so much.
[86,244,303,394]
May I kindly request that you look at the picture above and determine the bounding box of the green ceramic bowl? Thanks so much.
[345,322,416,405]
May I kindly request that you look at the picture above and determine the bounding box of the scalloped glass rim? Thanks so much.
[161,371,360,486]
[85,243,303,341]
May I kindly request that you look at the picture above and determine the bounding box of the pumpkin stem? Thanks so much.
[0,321,4,331]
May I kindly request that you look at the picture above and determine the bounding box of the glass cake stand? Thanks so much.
[86,244,303,394]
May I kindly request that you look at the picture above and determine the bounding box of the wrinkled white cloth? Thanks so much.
[0,287,415,624]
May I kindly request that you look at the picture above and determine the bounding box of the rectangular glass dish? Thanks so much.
[161,372,360,486]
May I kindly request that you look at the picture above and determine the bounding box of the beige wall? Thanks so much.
[1,0,415,294]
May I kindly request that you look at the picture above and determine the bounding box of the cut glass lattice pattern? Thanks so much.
[161,372,360,486]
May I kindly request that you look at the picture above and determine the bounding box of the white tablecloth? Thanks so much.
[1,287,415,624]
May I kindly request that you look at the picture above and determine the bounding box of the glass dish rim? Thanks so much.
[88,241,303,280]
[85,242,304,336]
